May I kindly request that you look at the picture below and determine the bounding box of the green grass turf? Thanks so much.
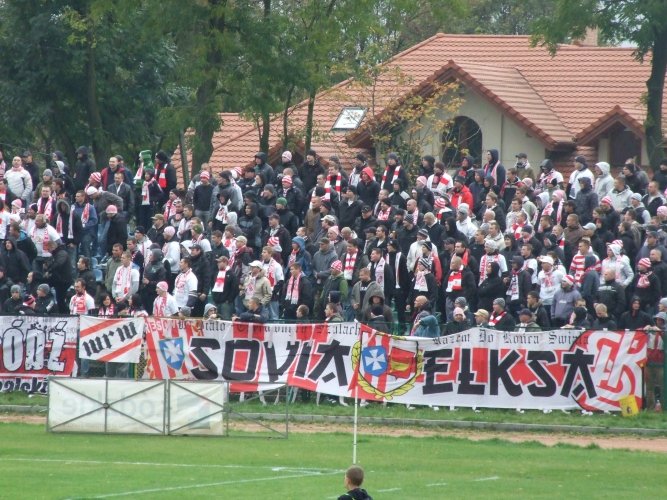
[1,422,667,499]
[4,391,667,430]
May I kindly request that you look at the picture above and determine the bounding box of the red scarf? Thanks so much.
[542,200,563,225]
[213,268,227,292]
[381,165,401,186]
[324,174,341,200]
[445,270,463,292]
[71,293,89,314]
[142,180,152,204]
[287,248,298,268]
[31,226,50,253]
[369,257,385,287]
[344,250,358,281]
[115,265,133,296]
[157,164,167,188]
[637,270,652,288]
[488,310,506,327]
[56,213,65,238]
[485,160,501,183]
[98,303,115,317]
[285,273,301,304]
[377,207,391,221]
[155,295,171,316]
[39,197,53,221]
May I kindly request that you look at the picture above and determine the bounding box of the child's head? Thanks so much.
[344,465,364,489]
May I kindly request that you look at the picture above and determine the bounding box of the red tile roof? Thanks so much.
[174,33,664,181]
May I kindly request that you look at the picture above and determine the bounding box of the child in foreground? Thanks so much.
[338,465,372,500]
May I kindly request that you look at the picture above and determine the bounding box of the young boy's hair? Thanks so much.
[346,466,364,487]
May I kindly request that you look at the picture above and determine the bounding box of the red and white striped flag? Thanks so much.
[79,316,145,363]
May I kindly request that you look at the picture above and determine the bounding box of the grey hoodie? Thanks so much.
[594,162,614,200]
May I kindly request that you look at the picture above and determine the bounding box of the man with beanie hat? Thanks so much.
[551,274,581,327]
[380,152,408,191]
[339,185,363,230]
[35,283,56,315]
[444,306,471,335]
[488,298,515,331]
[3,284,23,314]
[568,155,594,199]
[276,150,295,177]
[317,259,348,320]
[153,280,179,317]
[630,257,662,314]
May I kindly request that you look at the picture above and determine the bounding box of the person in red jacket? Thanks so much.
[450,175,473,210]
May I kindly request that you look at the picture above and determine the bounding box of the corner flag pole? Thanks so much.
[353,383,359,464]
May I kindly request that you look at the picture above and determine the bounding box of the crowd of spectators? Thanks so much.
[1,146,666,401]
[1,146,666,343]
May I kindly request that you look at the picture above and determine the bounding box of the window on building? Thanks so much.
[442,116,482,168]
[332,107,366,131]
[608,124,641,168]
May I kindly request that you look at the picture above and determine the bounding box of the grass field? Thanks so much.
[2,421,667,499]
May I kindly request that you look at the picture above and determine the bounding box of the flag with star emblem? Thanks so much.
[144,317,204,379]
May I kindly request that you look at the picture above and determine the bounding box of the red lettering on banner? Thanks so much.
[233,322,265,341]
[472,347,489,383]
[295,323,329,342]
[233,350,250,373]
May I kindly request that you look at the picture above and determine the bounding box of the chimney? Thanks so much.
[573,27,599,47]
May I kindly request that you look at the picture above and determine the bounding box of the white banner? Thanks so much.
[144,320,648,412]
[79,316,145,363]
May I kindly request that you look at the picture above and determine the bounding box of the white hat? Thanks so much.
[85,186,98,196]
[249,260,263,268]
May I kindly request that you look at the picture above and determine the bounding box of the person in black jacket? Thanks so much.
[387,239,410,324]
[488,298,516,331]
[575,176,598,225]
[76,257,97,297]
[154,150,177,205]
[3,285,23,314]
[282,262,313,320]
[211,255,239,320]
[141,249,167,315]
[526,291,551,330]
[44,240,73,313]
[189,244,211,317]
[2,237,30,285]
[477,262,506,312]
[105,205,127,256]
[506,255,532,315]
[338,186,363,230]
[443,255,476,320]
[298,149,324,194]
[73,146,95,192]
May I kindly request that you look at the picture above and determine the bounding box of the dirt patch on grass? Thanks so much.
[6,413,667,453]
[237,421,667,454]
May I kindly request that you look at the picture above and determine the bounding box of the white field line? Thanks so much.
[426,482,448,487]
[474,476,500,481]
[69,470,341,499]
[376,488,402,493]
[0,457,338,474]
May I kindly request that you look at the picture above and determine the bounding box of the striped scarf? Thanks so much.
[381,165,401,186]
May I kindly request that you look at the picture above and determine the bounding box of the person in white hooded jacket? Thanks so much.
[600,242,634,288]
[594,161,614,200]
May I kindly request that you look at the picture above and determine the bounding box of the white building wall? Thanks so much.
[411,88,549,166]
